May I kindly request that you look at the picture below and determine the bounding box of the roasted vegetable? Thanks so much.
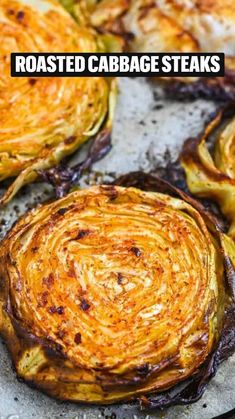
[0,0,116,205]
[181,107,235,239]
[64,0,235,100]
[0,180,234,406]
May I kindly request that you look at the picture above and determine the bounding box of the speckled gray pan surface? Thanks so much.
[0,78,234,419]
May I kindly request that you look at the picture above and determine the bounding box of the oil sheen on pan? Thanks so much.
[0,181,235,408]
[0,0,116,205]
[62,0,235,101]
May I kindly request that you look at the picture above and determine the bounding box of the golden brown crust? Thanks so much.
[0,184,231,403]
[0,0,116,204]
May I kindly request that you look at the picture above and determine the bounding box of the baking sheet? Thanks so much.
[0,78,234,419]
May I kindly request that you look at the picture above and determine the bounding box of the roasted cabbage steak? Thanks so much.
[0,0,116,204]
[0,181,234,405]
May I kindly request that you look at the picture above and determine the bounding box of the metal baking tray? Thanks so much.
[0,78,234,419]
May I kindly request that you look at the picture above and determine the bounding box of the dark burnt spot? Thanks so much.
[74,332,82,344]
[48,306,64,315]
[16,11,24,21]
[56,306,64,315]
[57,207,68,216]
[64,135,76,145]
[139,395,150,409]
[42,273,54,288]
[80,299,90,311]
[117,273,123,284]
[130,247,142,257]
[8,9,15,15]
[28,78,37,86]
[101,185,118,201]
[44,339,64,358]
[31,246,38,253]
[137,363,151,376]
[56,329,65,339]
[48,306,57,314]
[74,230,90,240]
[38,291,49,307]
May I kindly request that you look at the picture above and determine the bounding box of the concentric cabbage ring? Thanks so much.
[0,182,233,405]
[65,0,235,99]
[181,107,235,238]
[0,0,116,205]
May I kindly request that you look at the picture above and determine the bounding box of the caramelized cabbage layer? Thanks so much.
[0,185,230,403]
[181,108,235,238]
[0,0,115,204]
[64,0,235,93]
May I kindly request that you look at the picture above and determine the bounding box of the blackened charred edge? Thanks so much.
[38,127,112,198]
[1,172,234,409]
[80,299,90,311]
[181,105,235,182]
[97,355,178,389]
[130,247,141,257]
[101,185,119,200]
[4,297,67,360]
[181,136,201,165]
[140,354,216,410]
[163,77,235,103]
[180,104,235,231]
[113,171,235,410]
[142,302,235,410]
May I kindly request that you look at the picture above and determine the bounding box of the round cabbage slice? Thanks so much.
[0,0,116,204]
[0,183,233,404]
